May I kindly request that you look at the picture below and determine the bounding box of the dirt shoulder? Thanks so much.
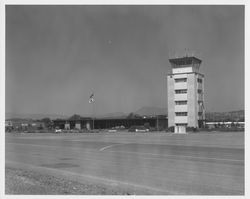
[5,166,144,195]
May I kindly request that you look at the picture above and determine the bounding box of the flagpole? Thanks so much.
[92,101,95,130]
[89,92,95,131]
[157,114,159,131]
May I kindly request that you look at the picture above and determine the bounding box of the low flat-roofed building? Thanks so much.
[53,115,168,130]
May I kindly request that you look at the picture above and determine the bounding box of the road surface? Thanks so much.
[5,132,244,195]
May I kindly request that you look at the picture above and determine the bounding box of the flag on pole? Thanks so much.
[89,93,94,103]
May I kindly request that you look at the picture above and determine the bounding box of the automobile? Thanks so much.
[55,128,62,133]
[128,126,149,132]
[108,129,117,132]
[136,128,149,132]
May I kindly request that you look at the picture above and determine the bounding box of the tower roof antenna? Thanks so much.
[185,48,188,57]
[192,50,195,57]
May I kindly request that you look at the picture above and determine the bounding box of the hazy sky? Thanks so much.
[6,5,244,116]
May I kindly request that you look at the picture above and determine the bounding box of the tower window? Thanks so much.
[198,101,203,106]
[175,89,187,94]
[176,123,187,126]
[175,101,187,105]
[176,112,188,116]
[175,78,187,83]
[198,89,202,94]
[197,78,203,83]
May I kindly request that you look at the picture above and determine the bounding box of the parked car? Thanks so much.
[55,128,62,133]
[128,126,149,132]
[108,129,117,132]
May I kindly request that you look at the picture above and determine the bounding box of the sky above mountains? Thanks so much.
[6,5,244,116]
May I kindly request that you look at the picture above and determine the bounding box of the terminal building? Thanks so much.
[167,56,205,133]
[53,115,168,131]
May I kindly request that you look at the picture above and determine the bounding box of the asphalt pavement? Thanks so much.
[5,132,244,195]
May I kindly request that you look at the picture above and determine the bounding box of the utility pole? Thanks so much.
[92,102,95,130]
[89,92,95,130]
[156,114,159,131]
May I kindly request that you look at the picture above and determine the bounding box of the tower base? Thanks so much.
[174,126,187,134]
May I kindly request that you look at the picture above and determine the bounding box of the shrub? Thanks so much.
[186,127,198,132]
[144,123,150,129]
[166,126,174,132]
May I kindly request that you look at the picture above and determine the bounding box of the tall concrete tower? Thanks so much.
[167,56,205,133]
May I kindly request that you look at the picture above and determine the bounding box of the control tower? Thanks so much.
[167,56,205,133]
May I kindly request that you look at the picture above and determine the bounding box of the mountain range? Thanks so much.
[6,107,244,121]
[5,113,68,120]
[135,107,168,116]
[205,110,244,122]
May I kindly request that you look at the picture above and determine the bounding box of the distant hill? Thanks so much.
[5,117,33,122]
[6,109,244,122]
[205,110,244,122]
[135,107,167,116]
[5,113,69,120]
[134,107,244,122]
[98,112,127,119]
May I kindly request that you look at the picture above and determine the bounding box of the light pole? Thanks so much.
[92,102,95,130]
[89,93,95,130]
[156,114,159,131]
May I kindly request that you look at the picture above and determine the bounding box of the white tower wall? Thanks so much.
[167,75,175,127]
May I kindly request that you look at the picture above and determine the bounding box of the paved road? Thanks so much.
[5,132,244,195]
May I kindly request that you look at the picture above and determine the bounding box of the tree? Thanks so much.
[127,112,142,119]
[41,117,52,129]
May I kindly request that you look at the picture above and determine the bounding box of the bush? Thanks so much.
[166,126,174,133]
[157,126,166,132]
[149,127,157,132]
[144,123,150,129]
[186,127,198,132]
